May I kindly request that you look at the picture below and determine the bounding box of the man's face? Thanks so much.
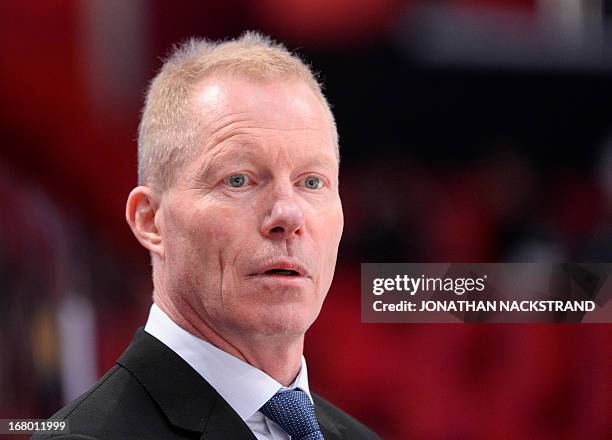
[157,75,343,341]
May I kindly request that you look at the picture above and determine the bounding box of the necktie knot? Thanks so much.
[260,389,324,440]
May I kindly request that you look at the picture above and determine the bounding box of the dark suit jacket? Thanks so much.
[32,328,380,440]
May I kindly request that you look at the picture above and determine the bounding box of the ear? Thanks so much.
[126,186,163,257]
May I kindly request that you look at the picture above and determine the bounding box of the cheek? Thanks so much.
[199,212,230,243]
[164,206,231,273]
[312,202,344,278]
[320,200,344,247]
[190,205,253,273]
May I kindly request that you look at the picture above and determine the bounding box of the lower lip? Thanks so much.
[250,274,310,285]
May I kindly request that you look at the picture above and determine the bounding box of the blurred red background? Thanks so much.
[0,1,610,439]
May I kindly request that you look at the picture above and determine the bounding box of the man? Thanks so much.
[32,32,379,440]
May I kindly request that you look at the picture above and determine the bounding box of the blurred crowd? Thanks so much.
[1,1,610,439]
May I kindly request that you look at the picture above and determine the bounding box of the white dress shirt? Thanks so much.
[144,303,313,440]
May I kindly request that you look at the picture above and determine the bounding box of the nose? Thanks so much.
[261,194,305,240]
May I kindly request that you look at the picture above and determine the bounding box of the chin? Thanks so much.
[243,304,319,338]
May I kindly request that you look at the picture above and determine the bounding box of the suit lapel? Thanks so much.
[313,394,344,440]
[117,328,256,440]
[319,424,343,440]
[200,395,257,440]
[117,328,345,440]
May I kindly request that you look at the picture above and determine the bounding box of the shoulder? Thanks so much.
[312,393,381,440]
[30,364,181,440]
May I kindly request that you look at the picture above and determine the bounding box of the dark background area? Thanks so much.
[1,1,610,439]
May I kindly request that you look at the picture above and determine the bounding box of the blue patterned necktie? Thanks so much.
[260,389,324,440]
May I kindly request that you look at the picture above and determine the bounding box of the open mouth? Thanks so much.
[264,269,301,276]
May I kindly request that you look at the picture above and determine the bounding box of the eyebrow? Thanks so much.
[196,140,337,178]
[195,141,263,178]
[298,156,338,170]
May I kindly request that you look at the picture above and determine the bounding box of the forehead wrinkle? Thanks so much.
[202,111,252,144]
[211,119,324,137]
[194,134,266,179]
[201,113,323,156]
[194,106,335,180]
[203,121,326,166]
[204,106,326,136]
[204,111,271,150]
[204,110,250,128]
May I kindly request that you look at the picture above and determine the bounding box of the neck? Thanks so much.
[154,296,304,386]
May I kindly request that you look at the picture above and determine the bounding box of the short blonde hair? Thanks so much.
[137,31,338,190]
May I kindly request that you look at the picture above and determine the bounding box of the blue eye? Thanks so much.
[304,176,322,189]
[227,174,248,187]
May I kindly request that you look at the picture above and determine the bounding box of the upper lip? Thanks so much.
[251,259,309,277]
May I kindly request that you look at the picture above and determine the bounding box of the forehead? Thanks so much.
[195,72,324,112]
[191,74,335,149]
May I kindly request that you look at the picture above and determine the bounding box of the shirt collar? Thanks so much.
[144,303,312,421]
